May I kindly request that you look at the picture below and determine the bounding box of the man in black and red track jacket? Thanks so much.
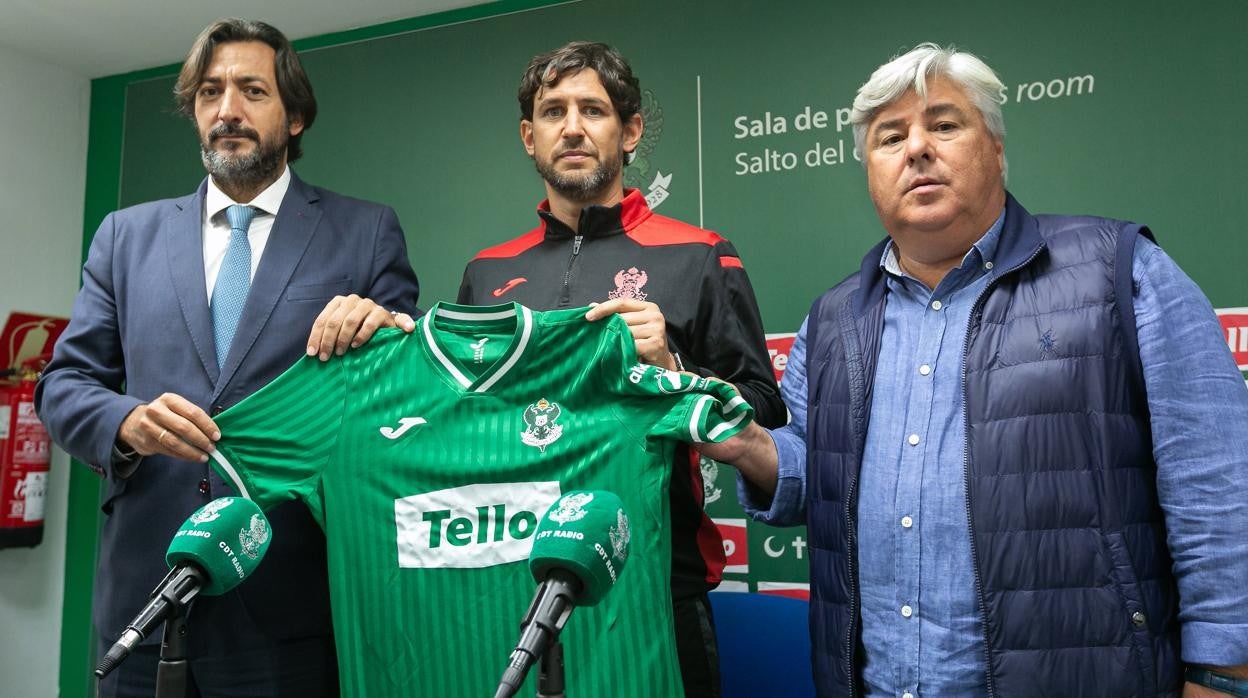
[458,41,784,698]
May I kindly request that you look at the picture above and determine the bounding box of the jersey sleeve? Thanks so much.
[597,316,754,444]
[209,355,348,516]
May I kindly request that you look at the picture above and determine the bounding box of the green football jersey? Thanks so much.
[210,302,753,697]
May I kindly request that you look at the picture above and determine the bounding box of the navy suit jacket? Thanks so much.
[37,172,421,649]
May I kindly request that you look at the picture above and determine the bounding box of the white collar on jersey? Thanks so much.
[421,302,534,393]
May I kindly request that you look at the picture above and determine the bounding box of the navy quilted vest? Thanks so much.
[803,195,1181,697]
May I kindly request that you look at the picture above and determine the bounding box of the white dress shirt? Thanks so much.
[202,166,291,299]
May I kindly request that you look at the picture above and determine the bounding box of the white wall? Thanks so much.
[0,44,90,698]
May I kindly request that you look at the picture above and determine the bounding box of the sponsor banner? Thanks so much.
[714,517,749,574]
[748,526,810,582]
[394,481,561,569]
[757,581,811,601]
[765,332,797,383]
[1216,308,1248,371]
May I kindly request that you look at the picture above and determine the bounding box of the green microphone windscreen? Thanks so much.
[165,497,272,596]
[528,490,630,606]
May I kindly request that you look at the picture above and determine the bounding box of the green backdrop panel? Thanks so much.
[107,0,1246,599]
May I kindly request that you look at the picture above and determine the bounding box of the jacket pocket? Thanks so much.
[285,277,351,302]
[1102,530,1157,695]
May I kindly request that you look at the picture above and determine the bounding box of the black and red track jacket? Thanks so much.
[458,188,784,598]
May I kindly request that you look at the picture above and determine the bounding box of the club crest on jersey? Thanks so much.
[239,513,270,560]
[548,492,593,525]
[608,267,649,301]
[190,498,233,525]
[610,508,631,563]
[699,453,723,505]
[521,398,563,452]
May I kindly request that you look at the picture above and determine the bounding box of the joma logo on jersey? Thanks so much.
[394,482,561,569]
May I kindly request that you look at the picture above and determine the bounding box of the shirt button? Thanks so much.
[903,693,915,698]
[907,434,920,446]
[984,261,994,270]
[930,300,943,311]
[901,604,913,618]
[1131,611,1147,627]
[901,516,914,528]
[198,478,210,495]
[919,364,932,376]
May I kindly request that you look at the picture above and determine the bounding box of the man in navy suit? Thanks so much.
[36,19,420,697]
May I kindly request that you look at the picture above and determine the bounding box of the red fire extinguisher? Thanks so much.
[0,362,50,548]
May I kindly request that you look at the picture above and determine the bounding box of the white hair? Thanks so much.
[851,43,1007,178]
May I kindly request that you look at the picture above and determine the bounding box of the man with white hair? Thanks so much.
[700,43,1248,696]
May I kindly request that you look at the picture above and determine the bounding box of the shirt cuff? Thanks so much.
[736,427,806,526]
[1182,621,1248,667]
[111,443,142,480]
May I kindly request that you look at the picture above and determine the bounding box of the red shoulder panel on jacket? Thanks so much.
[624,214,726,248]
[471,226,545,260]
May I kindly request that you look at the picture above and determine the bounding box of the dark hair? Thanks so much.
[173,18,317,162]
[518,41,641,123]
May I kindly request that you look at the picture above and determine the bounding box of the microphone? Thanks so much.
[494,490,631,698]
[95,496,272,678]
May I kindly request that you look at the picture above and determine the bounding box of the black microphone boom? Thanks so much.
[95,564,205,678]
[93,496,272,680]
[494,569,580,698]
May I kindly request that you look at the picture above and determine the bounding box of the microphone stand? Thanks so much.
[154,599,193,698]
[537,640,565,698]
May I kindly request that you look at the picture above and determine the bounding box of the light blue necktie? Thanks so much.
[211,204,256,368]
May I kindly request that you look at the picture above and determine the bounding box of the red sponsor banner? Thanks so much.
[714,517,749,574]
[757,581,811,601]
[765,333,797,383]
[1217,308,1248,371]
[1,312,69,372]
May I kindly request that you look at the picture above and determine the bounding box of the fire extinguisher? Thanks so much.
[0,362,51,548]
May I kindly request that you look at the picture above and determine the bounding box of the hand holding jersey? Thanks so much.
[115,293,414,465]
[207,302,752,695]
[585,297,679,371]
[303,292,417,361]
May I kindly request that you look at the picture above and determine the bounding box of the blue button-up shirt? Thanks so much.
[741,215,1248,695]
[853,212,1005,695]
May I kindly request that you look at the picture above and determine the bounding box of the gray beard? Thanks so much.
[200,138,286,193]
[535,155,619,203]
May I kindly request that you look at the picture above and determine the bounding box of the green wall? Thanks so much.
[66,0,1248,693]
[114,0,1248,323]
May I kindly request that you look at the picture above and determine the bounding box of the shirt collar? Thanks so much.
[879,208,1008,279]
[204,166,291,222]
[536,188,650,240]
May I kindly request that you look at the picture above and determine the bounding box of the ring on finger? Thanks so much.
[158,428,169,444]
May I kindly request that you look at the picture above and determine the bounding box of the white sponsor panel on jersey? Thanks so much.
[395,481,561,569]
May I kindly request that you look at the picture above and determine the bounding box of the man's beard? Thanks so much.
[200,123,287,192]
[534,147,623,202]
